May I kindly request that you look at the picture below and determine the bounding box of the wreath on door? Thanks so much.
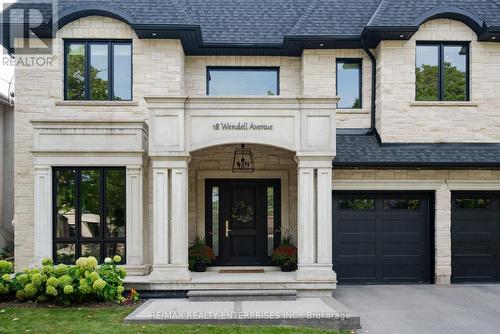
[231,201,254,224]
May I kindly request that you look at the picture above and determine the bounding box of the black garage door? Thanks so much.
[333,192,432,283]
[452,192,500,283]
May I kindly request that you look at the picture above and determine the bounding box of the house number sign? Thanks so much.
[212,122,273,131]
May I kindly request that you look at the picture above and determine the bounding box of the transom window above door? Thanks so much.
[416,42,469,101]
[206,67,279,96]
[64,40,132,101]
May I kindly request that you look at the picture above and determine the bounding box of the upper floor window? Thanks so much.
[65,40,132,101]
[416,42,469,101]
[207,67,279,96]
[336,59,362,109]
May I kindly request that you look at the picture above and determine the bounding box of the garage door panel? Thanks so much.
[383,241,423,256]
[383,264,424,280]
[453,263,495,282]
[452,192,500,283]
[453,219,496,233]
[335,219,376,233]
[382,218,424,233]
[453,241,492,255]
[333,192,431,284]
[336,264,377,281]
[336,241,376,256]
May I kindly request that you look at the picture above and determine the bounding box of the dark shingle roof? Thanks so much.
[368,0,500,28]
[334,134,500,168]
[4,0,500,54]
[52,0,500,38]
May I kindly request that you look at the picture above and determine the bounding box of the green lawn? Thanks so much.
[0,305,347,334]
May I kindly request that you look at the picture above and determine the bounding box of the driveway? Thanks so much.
[333,284,500,334]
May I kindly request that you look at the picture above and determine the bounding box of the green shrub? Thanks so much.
[0,260,14,295]
[1,256,127,305]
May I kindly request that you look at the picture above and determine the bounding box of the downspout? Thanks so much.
[361,40,381,143]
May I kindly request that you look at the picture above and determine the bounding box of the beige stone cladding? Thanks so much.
[187,144,298,245]
[376,19,500,143]
[185,52,371,129]
[13,16,185,269]
[301,49,372,129]
[333,169,500,284]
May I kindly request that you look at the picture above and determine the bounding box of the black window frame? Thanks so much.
[206,66,280,96]
[52,167,127,264]
[416,41,470,101]
[64,39,133,101]
[335,58,363,109]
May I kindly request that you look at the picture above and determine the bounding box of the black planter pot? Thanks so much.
[280,263,297,272]
[193,262,207,272]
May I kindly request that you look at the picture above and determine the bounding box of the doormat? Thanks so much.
[219,269,265,273]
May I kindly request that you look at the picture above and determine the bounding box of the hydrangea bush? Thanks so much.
[1,256,128,305]
[0,260,14,295]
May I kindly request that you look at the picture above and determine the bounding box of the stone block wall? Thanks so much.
[376,19,500,143]
[14,16,185,269]
[302,49,372,128]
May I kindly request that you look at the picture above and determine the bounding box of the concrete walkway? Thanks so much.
[333,284,500,334]
[124,296,360,330]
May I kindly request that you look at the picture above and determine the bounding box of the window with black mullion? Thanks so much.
[53,167,126,264]
[416,42,469,101]
[65,40,132,101]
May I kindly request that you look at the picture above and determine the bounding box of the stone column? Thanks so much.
[33,165,52,266]
[168,165,190,280]
[435,183,452,284]
[125,165,146,274]
[316,167,332,265]
[296,165,315,271]
[151,165,170,277]
[295,156,336,282]
[149,157,191,282]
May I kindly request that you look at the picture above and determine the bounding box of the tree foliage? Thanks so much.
[416,62,466,101]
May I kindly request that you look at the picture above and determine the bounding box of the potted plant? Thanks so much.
[188,237,215,272]
[272,237,297,272]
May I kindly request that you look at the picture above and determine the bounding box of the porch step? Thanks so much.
[187,289,297,302]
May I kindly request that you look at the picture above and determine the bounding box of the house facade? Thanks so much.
[4,0,500,295]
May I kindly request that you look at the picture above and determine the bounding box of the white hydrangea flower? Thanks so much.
[104,257,112,264]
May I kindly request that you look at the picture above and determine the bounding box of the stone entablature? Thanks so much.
[146,96,338,156]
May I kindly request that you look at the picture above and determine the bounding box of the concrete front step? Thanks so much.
[124,297,361,330]
[187,289,297,301]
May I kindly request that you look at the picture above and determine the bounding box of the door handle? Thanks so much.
[225,220,231,238]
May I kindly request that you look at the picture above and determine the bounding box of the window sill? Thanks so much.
[336,108,370,114]
[410,101,478,107]
[55,100,139,107]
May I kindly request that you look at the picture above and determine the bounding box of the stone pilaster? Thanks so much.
[295,156,336,282]
[33,165,52,266]
[435,183,452,284]
[149,156,191,282]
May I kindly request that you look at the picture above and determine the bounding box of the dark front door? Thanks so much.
[205,179,281,266]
